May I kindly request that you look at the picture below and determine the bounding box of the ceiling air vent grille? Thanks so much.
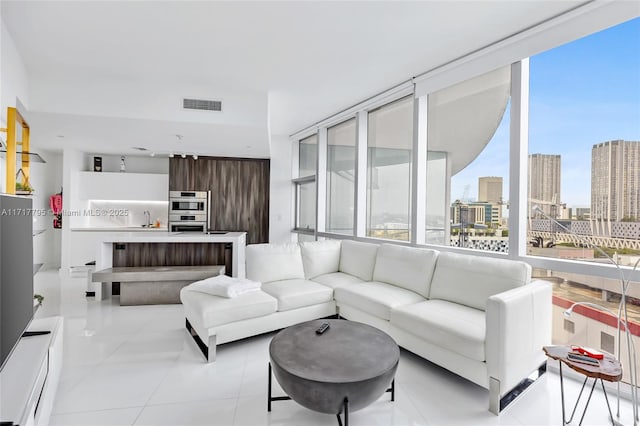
[183,98,222,112]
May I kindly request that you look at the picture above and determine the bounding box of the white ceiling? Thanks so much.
[1,1,589,157]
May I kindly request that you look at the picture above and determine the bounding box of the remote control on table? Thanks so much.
[316,322,330,334]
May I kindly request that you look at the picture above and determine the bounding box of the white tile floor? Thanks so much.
[34,268,638,426]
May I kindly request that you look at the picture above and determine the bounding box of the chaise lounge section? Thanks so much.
[180,239,551,413]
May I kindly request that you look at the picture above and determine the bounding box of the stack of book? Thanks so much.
[567,346,604,366]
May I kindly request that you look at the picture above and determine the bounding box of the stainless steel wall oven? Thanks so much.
[169,191,208,232]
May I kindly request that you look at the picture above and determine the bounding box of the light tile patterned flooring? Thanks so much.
[34,268,637,426]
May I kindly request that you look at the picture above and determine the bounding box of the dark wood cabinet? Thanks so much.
[169,156,270,244]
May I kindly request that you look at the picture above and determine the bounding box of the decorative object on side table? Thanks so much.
[533,205,640,424]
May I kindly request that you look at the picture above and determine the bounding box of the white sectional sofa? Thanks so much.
[180,239,551,414]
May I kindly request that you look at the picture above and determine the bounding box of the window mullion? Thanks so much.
[317,128,327,235]
[355,110,368,237]
[509,59,530,260]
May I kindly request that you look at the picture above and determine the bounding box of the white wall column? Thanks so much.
[411,93,427,245]
[269,134,294,243]
[508,59,530,259]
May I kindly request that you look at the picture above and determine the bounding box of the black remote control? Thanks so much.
[316,322,330,334]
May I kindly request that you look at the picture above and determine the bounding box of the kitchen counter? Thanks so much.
[91,232,247,301]
[97,231,245,243]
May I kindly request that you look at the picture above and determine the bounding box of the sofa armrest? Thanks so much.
[486,279,552,394]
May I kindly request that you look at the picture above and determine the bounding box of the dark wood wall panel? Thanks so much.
[169,156,270,244]
[113,243,230,275]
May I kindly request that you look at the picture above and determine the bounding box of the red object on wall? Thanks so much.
[50,193,62,228]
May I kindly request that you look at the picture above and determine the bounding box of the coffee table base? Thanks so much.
[267,362,395,426]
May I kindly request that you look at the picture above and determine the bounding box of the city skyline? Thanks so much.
[450,17,640,208]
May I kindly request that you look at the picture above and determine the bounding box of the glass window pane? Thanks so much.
[367,96,413,241]
[297,233,316,243]
[299,134,317,178]
[327,118,356,235]
[425,151,448,244]
[527,18,640,385]
[296,181,316,230]
[427,66,511,251]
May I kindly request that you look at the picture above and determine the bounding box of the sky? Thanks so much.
[451,17,640,208]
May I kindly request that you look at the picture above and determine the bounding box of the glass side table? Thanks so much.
[543,345,622,426]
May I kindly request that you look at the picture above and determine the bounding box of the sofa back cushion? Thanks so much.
[339,240,379,281]
[300,240,341,279]
[245,243,305,283]
[429,252,531,311]
[372,244,439,298]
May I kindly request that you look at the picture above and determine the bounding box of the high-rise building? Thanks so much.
[591,140,640,222]
[478,177,503,225]
[528,154,561,218]
[478,177,502,203]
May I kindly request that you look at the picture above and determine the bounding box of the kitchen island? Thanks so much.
[92,232,246,301]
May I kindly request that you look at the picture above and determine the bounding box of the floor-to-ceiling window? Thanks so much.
[326,118,356,235]
[288,11,640,382]
[366,96,413,241]
[527,17,640,383]
[425,66,511,250]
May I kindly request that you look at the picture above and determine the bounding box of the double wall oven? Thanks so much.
[169,191,209,232]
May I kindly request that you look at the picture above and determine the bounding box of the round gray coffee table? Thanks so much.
[268,319,399,425]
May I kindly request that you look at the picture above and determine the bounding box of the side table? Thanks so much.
[543,345,622,425]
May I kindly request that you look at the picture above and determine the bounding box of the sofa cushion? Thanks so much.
[300,240,341,279]
[246,243,305,283]
[339,240,379,281]
[429,252,531,311]
[312,272,364,289]
[334,281,425,321]
[391,299,486,362]
[180,288,277,328]
[372,244,439,298]
[261,279,334,312]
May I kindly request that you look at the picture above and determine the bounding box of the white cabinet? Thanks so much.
[76,171,168,201]
[0,317,63,426]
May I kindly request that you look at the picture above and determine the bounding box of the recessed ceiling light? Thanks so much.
[181,153,186,158]
[56,135,64,138]
[192,154,198,160]
[169,152,174,158]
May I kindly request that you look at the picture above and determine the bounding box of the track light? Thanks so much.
[181,153,186,159]
[192,154,198,160]
[168,152,174,158]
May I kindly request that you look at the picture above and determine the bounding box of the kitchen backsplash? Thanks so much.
[86,200,168,228]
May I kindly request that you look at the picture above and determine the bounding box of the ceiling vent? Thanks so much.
[183,98,222,112]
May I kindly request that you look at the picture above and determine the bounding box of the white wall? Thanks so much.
[269,134,293,243]
[29,150,63,267]
[60,148,84,272]
[82,153,168,174]
[0,19,66,269]
[0,21,29,124]
[0,18,31,194]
